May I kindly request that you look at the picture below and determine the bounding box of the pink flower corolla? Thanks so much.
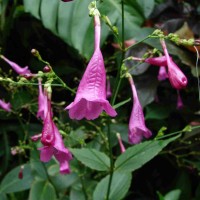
[37,79,48,121]
[176,90,184,109]
[0,99,11,112]
[1,55,31,75]
[65,15,117,120]
[39,99,72,174]
[158,66,168,81]
[128,75,152,144]
[145,56,167,66]
[160,39,188,89]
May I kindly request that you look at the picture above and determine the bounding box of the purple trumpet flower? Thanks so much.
[65,15,117,120]
[38,98,72,174]
[160,39,188,89]
[128,75,152,144]
[1,55,31,75]
[37,79,48,121]
[158,66,168,81]
[0,99,11,112]
[145,56,167,66]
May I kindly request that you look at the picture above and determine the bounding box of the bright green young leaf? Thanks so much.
[114,135,180,172]
[28,180,57,200]
[70,148,110,171]
[93,172,132,200]
[0,164,33,193]
[165,189,181,200]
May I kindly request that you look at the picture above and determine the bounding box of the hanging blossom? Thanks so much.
[158,66,168,81]
[65,15,117,120]
[0,99,11,112]
[160,39,188,89]
[0,55,31,75]
[37,78,48,121]
[176,90,184,109]
[33,89,72,174]
[128,74,152,144]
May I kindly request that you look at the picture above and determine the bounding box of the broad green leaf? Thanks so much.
[48,164,78,191]
[93,172,132,200]
[0,192,7,200]
[136,0,155,18]
[28,180,56,200]
[70,188,85,200]
[0,164,33,193]
[70,148,110,171]
[165,189,181,200]
[115,135,180,172]
[23,0,144,58]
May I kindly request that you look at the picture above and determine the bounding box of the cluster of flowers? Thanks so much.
[0,0,188,174]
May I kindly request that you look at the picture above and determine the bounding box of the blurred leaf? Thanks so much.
[0,192,7,200]
[0,164,33,193]
[23,0,145,58]
[48,164,78,191]
[145,103,173,120]
[115,135,180,172]
[164,189,181,200]
[28,180,56,200]
[136,0,155,18]
[70,148,110,171]
[93,172,132,200]
[175,170,192,200]
[70,188,85,200]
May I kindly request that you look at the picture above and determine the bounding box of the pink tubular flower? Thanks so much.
[158,66,168,81]
[160,39,188,89]
[39,99,72,174]
[37,79,48,121]
[176,90,184,109]
[1,55,31,75]
[65,15,117,120]
[145,56,167,66]
[128,75,152,144]
[0,99,11,112]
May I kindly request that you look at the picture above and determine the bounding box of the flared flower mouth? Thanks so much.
[66,98,117,120]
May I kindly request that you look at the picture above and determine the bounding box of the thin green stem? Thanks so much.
[106,120,114,200]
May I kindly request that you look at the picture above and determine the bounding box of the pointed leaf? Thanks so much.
[70,148,110,171]
[28,180,56,200]
[115,135,180,172]
[93,172,132,200]
[0,164,33,193]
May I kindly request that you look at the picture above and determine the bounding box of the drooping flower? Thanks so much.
[37,78,48,121]
[145,56,167,66]
[106,78,112,98]
[176,90,184,109]
[160,39,188,89]
[0,99,11,112]
[128,75,152,144]
[65,15,117,120]
[39,99,72,174]
[116,133,126,153]
[158,66,168,81]
[0,55,31,75]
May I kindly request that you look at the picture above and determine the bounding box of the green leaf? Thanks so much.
[28,180,57,200]
[93,172,132,200]
[115,135,179,172]
[70,188,85,200]
[0,192,7,200]
[23,0,144,58]
[136,0,155,18]
[0,164,33,193]
[48,164,78,191]
[70,148,110,171]
[164,189,181,200]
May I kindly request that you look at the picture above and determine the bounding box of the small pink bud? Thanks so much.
[43,66,51,73]
[18,165,24,179]
[116,133,125,153]
[31,133,42,142]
